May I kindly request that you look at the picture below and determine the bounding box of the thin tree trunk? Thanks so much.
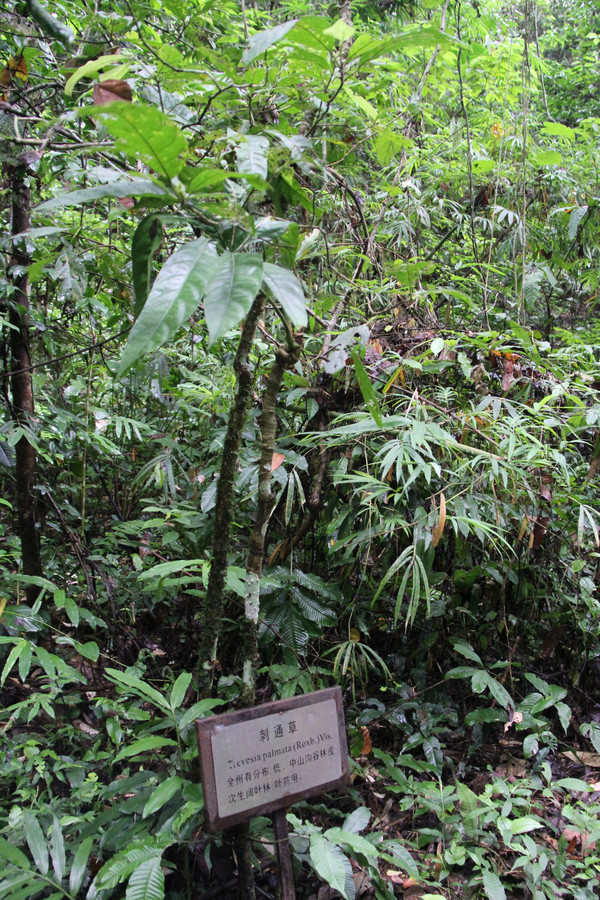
[196,295,264,695]
[7,156,43,599]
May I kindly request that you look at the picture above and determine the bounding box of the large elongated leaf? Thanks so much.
[242,20,298,64]
[115,736,178,761]
[132,215,176,315]
[262,262,307,326]
[117,239,218,376]
[69,836,94,895]
[309,834,350,899]
[126,856,164,900]
[203,252,263,343]
[94,103,187,179]
[105,668,171,711]
[65,53,122,95]
[143,776,182,818]
[22,812,48,876]
[37,180,169,211]
[236,135,269,180]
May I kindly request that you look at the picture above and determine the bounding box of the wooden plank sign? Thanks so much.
[196,687,350,831]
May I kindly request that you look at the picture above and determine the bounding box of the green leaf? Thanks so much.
[325,828,377,857]
[203,252,263,343]
[1,640,26,686]
[132,215,168,315]
[117,239,218,376]
[373,130,406,166]
[96,842,171,891]
[343,85,377,120]
[451,638,483,666]
[0,836,31,869]
[324,19,355,41]
[510,816,543,834]
[482,871,506,900]
[64,53,122,96]
[554,777,591,792]
[94,103,188,179]
[342,807,370,834]
[115,737,178,761]
[105,668,170,711]
[262,262,307,326]
[309,834,349,898]
[126,856,164,900]
[22,812,48,876]
[236,135,270,180]
[49,818,65,882]
[69,836,94,894]
[170,672,192,710]
[379,841,419,880]
[242,20,298,64]
[350,349,383,427]
[541,121,576,140]
[177,698,226,731]
[143,776,182,818]
[75,641,99,661]
[37,180,169,211]
[485,675,513,710]
[137,559,206,581]
[531,150,562,167]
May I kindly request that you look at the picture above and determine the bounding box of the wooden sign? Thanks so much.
[196,687,349,831]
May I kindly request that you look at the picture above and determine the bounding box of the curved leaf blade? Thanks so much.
[69,836,94,894]
[37,180,169,211]
[242,20,298,65]
[309,834,350,899]
[117,239,218,376]
[262,262,307,326]
[203,252,263,343]
[22,812,48,876]
[95,103,188,179]
[125,856,164,900]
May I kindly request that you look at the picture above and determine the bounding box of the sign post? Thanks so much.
[196,687,349,896]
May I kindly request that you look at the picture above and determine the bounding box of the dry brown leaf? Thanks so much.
[431,492,446,548]
[562,751,600,768]
[504,710,524,732]
[360,726,373,756]
[270,452,285,472]
[93,78,132,105]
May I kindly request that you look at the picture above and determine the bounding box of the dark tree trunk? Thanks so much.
[7,156,43,599]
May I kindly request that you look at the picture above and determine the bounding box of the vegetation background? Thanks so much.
[2,0,600,897]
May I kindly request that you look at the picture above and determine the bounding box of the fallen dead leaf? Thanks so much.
[562,751,600,768]
[271,452,285,472]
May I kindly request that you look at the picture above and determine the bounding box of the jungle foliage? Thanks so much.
[2,0,600,898]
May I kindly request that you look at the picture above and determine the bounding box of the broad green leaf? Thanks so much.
[69,836,94,894]
[75,641,99,661]
[177,697,226,731]
[105,667,171,711]
[554,778,591,792]
[379,841,419,879]
[18,639,33,682]
[531,150,562,167]
[510,816,543,834]
[96,842,172,890]
[37,180,169,211]
[309,834,349,898]
[262,262,307,326]
[451,638,483,665]
[49,818,65,882]
[482,871,506,900]
[117,239,218,376]
[143,776,182,818]
[94,103,188,179]
[541,121,576,140]
[473,158,496,174]
[22,811,48,876]
[325,828,377,856]
[170,672,192,710]
[486,675,513,710]
[236,135,270,180]
[203,252,263,343]
[115,737,178,761]
[0,836,31,869]
[373,130,406,166]
[324,19,355,41]
[64,53,122,96]
[242,20,298,65]
[1,639,26,686]
[342,807,370,834]
[126,855,164,900]
[350,350,383,427]
[132,215,167,315]
[137,559,206,581]
[343,85,377,120]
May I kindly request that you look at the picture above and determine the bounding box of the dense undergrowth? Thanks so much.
[2,0,600,898]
